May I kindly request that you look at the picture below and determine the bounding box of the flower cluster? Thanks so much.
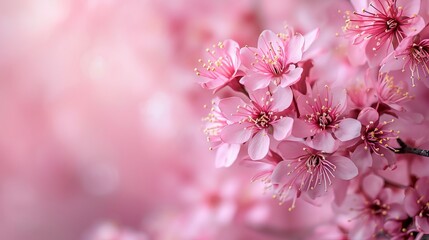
[196,1,429,238]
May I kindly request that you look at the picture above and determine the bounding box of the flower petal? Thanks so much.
[350,144,373,172]
[272,117,294,141]
[218,97,247,122]
[286,34,304,63]
[362,174,384,199]
[330,156,358,180]
[334,118,362,141]
[215,143,240,168]
[357,107,379,126]
[291,119,313,138]
[248,130,270,160]
[397,0,421,17]
[270,87,293,111]
[220,123,252,144]
[277,141,307,160]
[239,73,271,91]
[404,188,421,217]
[312,131,336,153]
[280,65,303,88]
[416,214,429,233]
[303,28,319,52]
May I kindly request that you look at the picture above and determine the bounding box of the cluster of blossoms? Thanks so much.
[196,0,429,239]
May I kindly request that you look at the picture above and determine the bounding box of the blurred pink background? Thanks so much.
[0,0,350,239]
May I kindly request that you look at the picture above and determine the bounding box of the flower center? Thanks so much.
[411,44,429,63]
[317,111,333,130]
[305,154,324,173]
[369,199,389,216]
[386,18,398,31]
[253,112,272,129]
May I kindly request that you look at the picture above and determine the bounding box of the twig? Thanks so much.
[393,138,429,157]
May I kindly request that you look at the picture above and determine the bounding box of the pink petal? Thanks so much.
[415,177,429,199]
[330,156,358,180]
[215,143,240,168]
[240,47,258,70]
[333,179,349,206]
[416,215,429,234]
[357,107,379,126]
[331,88,347,114]
[218,97,247,122]
[303,28,319,52]
[350,0,369,12]
[270,87,293,111]
[279,65,303,88]
[397,0,421,17]
[404,188,421,217]
[307,183,325,199]
[272,117,293,141]
[365,37,393,67]
[401,15,426,37]
[350,144,373,172]
[286,34,304,63]
[239,73,271,91]
[248,130,270,160]
[277,141,307,160]
[291,119,313,138]
[334,118,362,141]
[220,123,252,144]
[362,174,384,199]
[271,160,289,184]
[258,30,281,53]
[223,39,241,69]
[312,131,336,153]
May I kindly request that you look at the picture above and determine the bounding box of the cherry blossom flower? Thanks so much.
[381,28,429,87]
[404,177,429,234]
[204,98,241,167]
[271,141,358,209]
[375,72,413,111]
[195,40,242,91]
[384,203,422,240]
[239,28,318,91]
[341,174,393,239]
[351,107,398,171]
[219,87,294,160]
[293,85,362,152]
[344,0,425,66]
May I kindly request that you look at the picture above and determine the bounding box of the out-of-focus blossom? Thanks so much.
[204,97,241,167]
[404,177,429,234]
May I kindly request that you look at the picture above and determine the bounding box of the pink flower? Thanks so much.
[219,87,294,160]
[341,174,393,239]
[271,141,358,208]
[293,85,362,152]
[344,0,425,66]
[351,107,398,171]
[204,98,241,168]
[195,40,242,91]
[375,73,412,111]
[239,28,318,91]
[404,177,429,234]
[382,32,429,87]
[384,204,421,240]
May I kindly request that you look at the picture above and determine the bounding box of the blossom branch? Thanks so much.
[393,138,429,157]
